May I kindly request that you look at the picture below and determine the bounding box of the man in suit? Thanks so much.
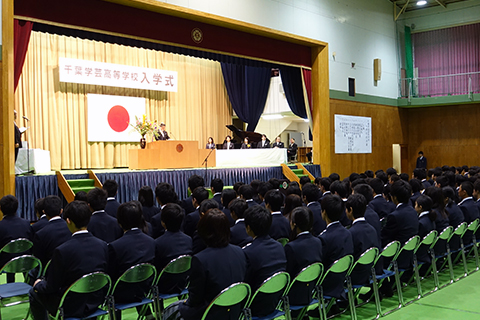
[264,189,290,240]
[210,178,224,209]
[155,122,170,140]
[257,134,270,148]
[222,135,234,149]
[29,200,109,320]
[287,138,298,162]
[180,175,205,214]
[31,198,48,234]
[271,136,284,148]
[103,179,121,218]
[229,198,253,247]
[183,187,210,238]
[33,196,71,267]
[150,182,179,239]
[416,151,427,169]
[243,205,287,317]
[14,110,22,161]
[368,178,393,219]
[302,182,326,236]
[86,188,123,243]
[0,195,33,283]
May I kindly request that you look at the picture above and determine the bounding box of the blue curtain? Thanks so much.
[279,66,308,119]
[221,63,272,131]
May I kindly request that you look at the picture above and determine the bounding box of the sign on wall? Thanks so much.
[59,58,178,92]
[334,114,372,154]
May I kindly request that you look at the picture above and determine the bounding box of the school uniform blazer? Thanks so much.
[459,198,480,224]
[268,213,291,240]
[33,218,72,266]
[34,232,108,318]
[364,206,382,246]
[183,209,200,238]
[434,208,450,233]
[87,210,123,244]
[142,205,160,223]
[108,229,155,302]
[284,233,322,305]
[307,202,326,236]
[243,235,287,317]
[369,196,393,219]
[179,245,247,320]
[181,196,196,215]
[246,200,259,208]
[348,220,380,285]
[230,220,253,247]
[212,193,223,210]
[410,192,421,207]
[31,216,49,234]
[150,209,166,239]
[222,208,235,227]
[0,215,33,267]
[417,214,435,264]
[105,199,121,218]
[447,202,464,228]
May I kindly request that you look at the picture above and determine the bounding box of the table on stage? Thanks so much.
[215,148,287,167]
[15,148,52,174]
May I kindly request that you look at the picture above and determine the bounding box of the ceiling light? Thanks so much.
[417,0,427,6]
[262,114,284,120]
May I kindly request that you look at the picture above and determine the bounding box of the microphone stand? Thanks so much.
[202,147,215,182]
[23,117,34,175]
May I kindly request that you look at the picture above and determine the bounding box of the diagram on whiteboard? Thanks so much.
[335,115,372,154]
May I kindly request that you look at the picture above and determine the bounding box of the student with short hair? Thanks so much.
[302,183,326,236]
[183,187,210,238]
[192,199,219,254]
[264,189,290,240]
[239,184,257,207]
[87,187,123,243]
[352,184,382,246]
[220,188,236,226]
[229,198,252,247]
[138,186,160,223]
[210,178,224,209]
[151,182,179,239]
[458,181,480,223]
[443,186,464,228]
[31,198,48,234]
[103,179,121,218]
[329,180,351,227]
[181,175,205,214]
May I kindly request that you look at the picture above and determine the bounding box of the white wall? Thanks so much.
[156,0,399,99]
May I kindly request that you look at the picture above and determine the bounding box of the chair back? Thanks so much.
[286,262,323,292]
[155,255,192,287]
[454,222,468,237]
[112,263,156,294]
[0,254,41,275]
[201,282,251,320]
[247,272,289,310]
[398,236,421,256]
[467,219,480,233]
[349,247,379,274]
[438,226,454,241]
[415,230,438,253]
[319,255,354,285]
[277,238,289,246]
[0,238,33,254]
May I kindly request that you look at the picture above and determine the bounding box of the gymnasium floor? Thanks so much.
[2,259,479,319]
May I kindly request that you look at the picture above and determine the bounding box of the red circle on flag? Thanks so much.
[107,105,130,132]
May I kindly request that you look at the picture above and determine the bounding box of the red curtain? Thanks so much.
[14,19,33,90]
[302,68,312,115]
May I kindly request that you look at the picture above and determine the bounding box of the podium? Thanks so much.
[129,140,216,170]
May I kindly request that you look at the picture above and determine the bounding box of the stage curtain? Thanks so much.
[14,19,33,90]
[280,66,308,119]
[220,63,271,132]
[15,31,232,170]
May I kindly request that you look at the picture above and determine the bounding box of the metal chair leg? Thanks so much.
[413,255,422,301]
[346,276,357,320]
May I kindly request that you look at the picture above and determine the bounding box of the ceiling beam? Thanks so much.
[435,0,447,8]
[394,0,411,21]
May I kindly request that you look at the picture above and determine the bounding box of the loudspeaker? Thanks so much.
[348,78,355,97]
[374,58,381,81]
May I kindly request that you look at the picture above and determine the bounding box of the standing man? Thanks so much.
[287,138,298,162]
[416,151,427,169]
[155,122,170,140]
[14,110,22,161]
[271,136,284,148]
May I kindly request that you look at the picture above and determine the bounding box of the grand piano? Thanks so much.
[225,125,263,148]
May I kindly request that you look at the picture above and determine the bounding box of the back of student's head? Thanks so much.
[319,177,331,191]
[257,182,273,199]
[351,178,366,189]
[198,208,230,248]
[34,197,45,217]
[424,186,446,210]
[245,205,272,237]
[63,200,91,229]
[399,173,409,182]
[328,173,340,182]
[369,178,385,195]
[442,186,456,202]
[286,186,302,197]
[291,206,313,232]
[302,183,320,203]
[117,200,144,230]
[409,179,422,193]
[416,194,433,211]
[229,198,248,219]
[211,178,224,193]
[390,180,412,204]
[330,180,348,198]
[299,176,311,187]
[435,175,449,188]
[346,193,367,219]
[102,179,118,197]
[155,182,178,205]
[43,195,63,218]
[321,195,344,222]
[353,184,373,203]
[188,175,205,192]
[462,165,469,173]
[239,184,254,200]
[349,172,360,182]
[87,187,108,211]
[138,186,155,207]
[443,171,456,187]
[192,187,210,206]
[376,171,388,184]
[386,167,397,177]
[161,203,184,232]
[474,179,480,194]
[284,194,303,217]
[0,195,18,216]
[432,167,442,178]
[250,179,261,192]
[461,181,474,196]
[199,198,219,215]
[364,170,374,178]
[413,168,427,180]
[268,178,281,189]
[264,189,283,212]
[74,191,88,202]
[221,189,237,208]
[233,182,245,195]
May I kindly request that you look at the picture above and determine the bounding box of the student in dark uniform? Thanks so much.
[182,187,210,238]
[138,186,160,223]
[229,198,253,247]
[103,179,121,218]
[264,189,290,240]
[221,188,237,227]
[180,175,205,214]
[86,188,123,243]
[210,178,224,209]
[458,181,480,224]
[257,134,270,148]
[352,184,382,247]
[150,182,180,239]
[424,187,449,233]
[239,184,258,208]
[31,198,48,234]
[302,183,326,236]
[416,151,427,169]
[368,178,393,219]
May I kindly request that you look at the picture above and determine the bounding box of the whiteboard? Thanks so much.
[334,115,372,154]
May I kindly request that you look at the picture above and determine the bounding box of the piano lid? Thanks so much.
[226,125,263,143]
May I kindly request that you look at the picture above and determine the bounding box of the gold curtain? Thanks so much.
[15,31,232,170]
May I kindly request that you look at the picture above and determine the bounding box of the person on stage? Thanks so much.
[14,110,22,161]
[241,137,252,149]
[206,137,215,149]
[257,134,270,148]
[272,136,284,148]
[223,136,234,150]
[287,138,298,162]
[155,122,170,141]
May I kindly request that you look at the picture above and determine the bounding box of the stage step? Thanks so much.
[57,171,103,203]
[67,179,95,188]
[291,169,304,175]
[281,163,316,186]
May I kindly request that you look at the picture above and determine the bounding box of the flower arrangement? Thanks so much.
[130,114,159,139]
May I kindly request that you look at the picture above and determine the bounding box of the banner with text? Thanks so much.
[59,58,178,92]
[334,114,372,154]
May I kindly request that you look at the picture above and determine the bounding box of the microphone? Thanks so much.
[169,132,177,140]
[23,116,30,121]
[301,132,306,145]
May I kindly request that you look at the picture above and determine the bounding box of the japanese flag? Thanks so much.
[87,94,146,142]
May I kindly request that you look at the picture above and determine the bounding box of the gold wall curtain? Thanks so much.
[15,31,232,170]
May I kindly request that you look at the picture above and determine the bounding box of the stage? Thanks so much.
[15,164,321,221]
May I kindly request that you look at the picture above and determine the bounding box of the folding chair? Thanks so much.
[394,235,420,307]
[345,247,379,320]
[153,255,191,319]
[0,238,33,282]
[201,282,251,320]
[464,219,480,272]
[410,230,438,299]
[243,272,290,320]
[283,262,323,320]
[49,272,112,320]
[429,226,455,288]
[451,222,469,279]
[277,238,289,247]
[110,263,157,320]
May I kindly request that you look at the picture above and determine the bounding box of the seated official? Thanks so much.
[86,188,123,243]
[29,201,109,320]
[243,205,287,317]
[241,137,252,149]
[229,198,253,247]
[222,135,234,150]
[271,136,284,148]
[257,134,270,148]
[163,209,247,320]
[287,138,298,162]
[138,186,160,223]
[103,179,121,218]
[155,122,170,141]
[264,189,290,240]
[0,195,33,283]
[205,137,215,149]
